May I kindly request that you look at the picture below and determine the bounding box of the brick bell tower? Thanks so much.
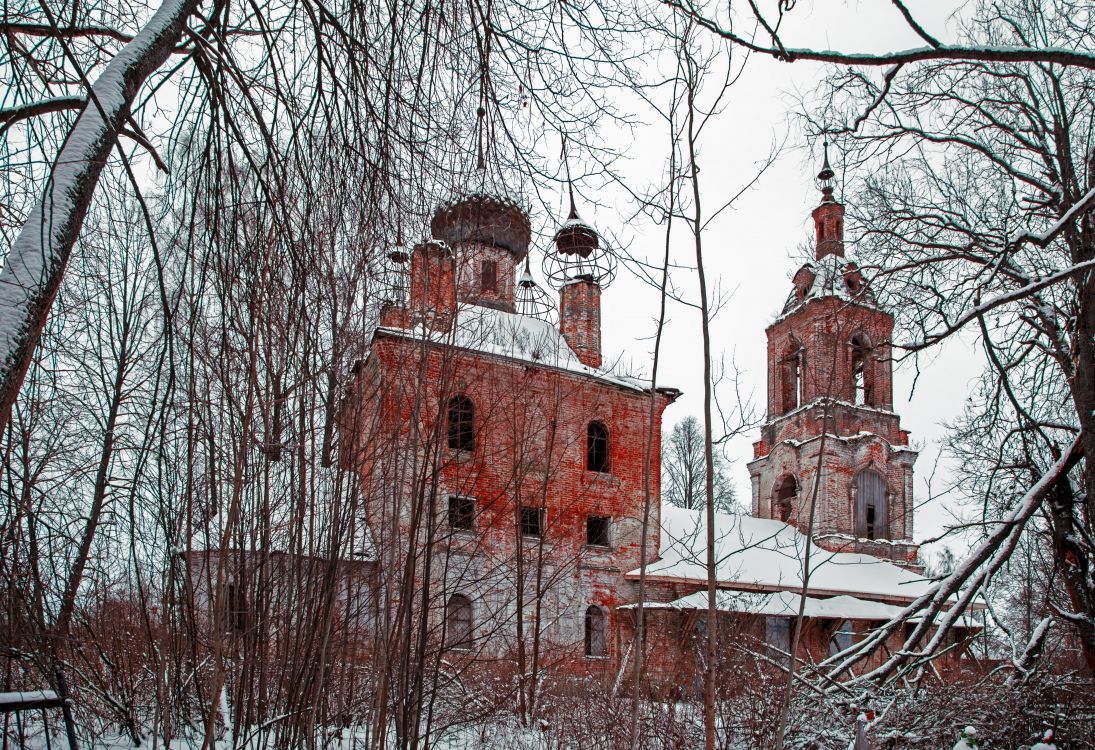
[747,147,919,566]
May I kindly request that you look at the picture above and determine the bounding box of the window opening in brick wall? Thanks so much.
[445,594,473,650]
[586,515,610,546]
[782,343,805,412]
[226,581,246,633]
[774,475,798,523]
[850,335,872,406]
[448,495,475,530]
[585,605,607,657]
[520,506,544,537]
[854,469,889,540]
[481,259,498,293]
[829,619,855,657]
[447,395,475,452]
[586,421,610,472]
[765,616,793,654]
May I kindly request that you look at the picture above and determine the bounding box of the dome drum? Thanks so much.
[430,193,532,260]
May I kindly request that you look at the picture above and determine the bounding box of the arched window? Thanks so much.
[447,395,475,452]
[586,421,610,473]
[445,594,473,650]
[850,335,871,406]
[854,469,889,540]
[773,475,798,523]
[829,619,854,657]
[781,343,806,413]
[584,605,607,657]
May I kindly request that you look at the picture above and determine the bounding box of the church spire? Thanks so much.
[811,140,845,259]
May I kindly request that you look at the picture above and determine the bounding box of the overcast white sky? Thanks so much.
[561,1,985,559]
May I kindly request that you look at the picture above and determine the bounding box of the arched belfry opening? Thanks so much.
[854,469,889,540]
[773,475,798,523]
[850,334,872,406]
[781,342,806,413]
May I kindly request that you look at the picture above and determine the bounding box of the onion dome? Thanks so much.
[515,257,557,323]
[377,244,410,306]
[553,203,600,258]
[542,195,617,289]
[430,193,531,260]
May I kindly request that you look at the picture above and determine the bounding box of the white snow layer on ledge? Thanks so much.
[378,304,651,393]
[630,505,933,602]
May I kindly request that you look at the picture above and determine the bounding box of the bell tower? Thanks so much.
[747,147,920,566]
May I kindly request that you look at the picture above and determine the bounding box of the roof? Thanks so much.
[623,588,980,627]
[625,590,905,620]
[779,254,877,317]
[628,505,934,604]
[376,304,663,395]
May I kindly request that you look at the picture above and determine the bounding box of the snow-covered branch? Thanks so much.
[663,0,1095,70]
[0,0,200,430]
[821,436,1082,684]
[902,257,1095,351]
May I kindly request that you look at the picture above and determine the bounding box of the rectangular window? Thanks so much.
[586,515,610,547]
[481,260,498,293]
[520,506,544,538]
[765,616,791,653]
[448,496,475,530]
[226,582,246,633]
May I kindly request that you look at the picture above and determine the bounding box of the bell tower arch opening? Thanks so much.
[773,474,798,522]
[854,469,889,540]
[850,334,872,407]
[781,342,806,413]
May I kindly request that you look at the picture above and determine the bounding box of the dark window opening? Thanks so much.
[829,619,854,657]
[521,506,544,538]
[480,260,498,293]
[226,582,246,633]
[445,594,473,650]
[585,605,607,657]
[448,496,475,530]
[854,469,889,540]
[850,335,872,406]
[774,475,798,523]
[765,617,795,654]
[447,395,475,452]
[586,516,610,547]
[587,421,610,473]
[782,344,805,413]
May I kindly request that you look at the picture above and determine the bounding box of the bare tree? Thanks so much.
[662,415,737,514]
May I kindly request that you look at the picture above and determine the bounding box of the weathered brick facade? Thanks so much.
[340,193,678,671]
[748,181,919,565]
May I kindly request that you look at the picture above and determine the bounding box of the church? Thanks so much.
[186,161,975,694]
[332,157,978,686]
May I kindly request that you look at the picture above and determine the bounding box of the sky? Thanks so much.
[557,1,985,559]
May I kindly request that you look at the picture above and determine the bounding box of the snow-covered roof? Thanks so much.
[780,254,877,317]
[629,505,934,604]
[377,304,655,394]
[625,589,903,620]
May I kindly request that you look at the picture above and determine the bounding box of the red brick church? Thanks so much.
[332,158,977,683]
[188,162,976,689]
